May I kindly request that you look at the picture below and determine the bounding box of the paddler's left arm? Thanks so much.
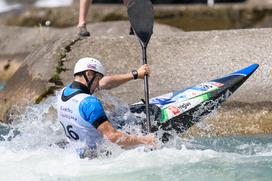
[99,64,150,90]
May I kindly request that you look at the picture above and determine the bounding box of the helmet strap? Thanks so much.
[83,71,97,94]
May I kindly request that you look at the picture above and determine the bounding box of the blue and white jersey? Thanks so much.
[57,81,108,148]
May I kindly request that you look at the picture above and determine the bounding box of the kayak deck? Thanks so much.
[130,64,259,134]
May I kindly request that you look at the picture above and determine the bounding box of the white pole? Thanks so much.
[208,0,214,6]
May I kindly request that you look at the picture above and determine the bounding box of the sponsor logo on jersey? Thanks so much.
[60,106,73,113]
[60,113,77,121]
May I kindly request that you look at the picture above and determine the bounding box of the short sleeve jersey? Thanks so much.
[57,81,108,148]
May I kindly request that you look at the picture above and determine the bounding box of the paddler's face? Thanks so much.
[88,71,103,94]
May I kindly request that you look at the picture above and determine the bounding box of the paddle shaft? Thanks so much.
[141,44,151,132]
[127,0,154,133]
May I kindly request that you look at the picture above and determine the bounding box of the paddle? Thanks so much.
[127,0,154,132]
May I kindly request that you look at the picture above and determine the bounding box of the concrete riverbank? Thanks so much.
[0,21,271,136]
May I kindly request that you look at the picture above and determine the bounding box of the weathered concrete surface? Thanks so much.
[0,54,26,82]
[0,25,74,55]
[184,102,272,137]
[0,21,181,122]
[0,22,271,135]
[0,22,180,55]
[2,3,272,31]
[64,28,272,104]
[0,22,180,82]
[248,0,272,5]
[0,25,53,81]
[0,25,70,83]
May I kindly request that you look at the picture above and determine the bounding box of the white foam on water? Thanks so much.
[2,143,269,181]
[35,0,73,8]
[0,0,73,13]
[1,95,272,181]
[0,0,21,13]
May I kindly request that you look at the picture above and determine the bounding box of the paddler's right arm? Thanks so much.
[98,64,150,90]
[97,120,155,148]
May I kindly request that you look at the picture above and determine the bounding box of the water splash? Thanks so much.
[0,96,64,149]
[1,94,272,181]
[35,0,73,8]
[0,0,73,13]
[0,0,21,13]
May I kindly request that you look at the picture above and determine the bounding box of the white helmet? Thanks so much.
[74,57,106,76]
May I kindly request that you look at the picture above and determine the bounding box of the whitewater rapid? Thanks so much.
[0,94,272,181]
[0,0,73,13]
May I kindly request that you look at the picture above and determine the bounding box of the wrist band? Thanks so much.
[131,70,138,80]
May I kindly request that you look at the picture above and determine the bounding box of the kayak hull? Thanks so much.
[130,64,259,134]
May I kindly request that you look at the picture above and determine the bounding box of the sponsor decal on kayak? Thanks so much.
[169,106,181,115]
[151,82,223,108]
[178,102,191,111]
[160,93,212,123]
[177,82,222,100]
[211,82,224,87]
[151,97,175,106]
[192,82,223,92]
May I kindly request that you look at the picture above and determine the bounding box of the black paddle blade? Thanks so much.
[127,0,154,47]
